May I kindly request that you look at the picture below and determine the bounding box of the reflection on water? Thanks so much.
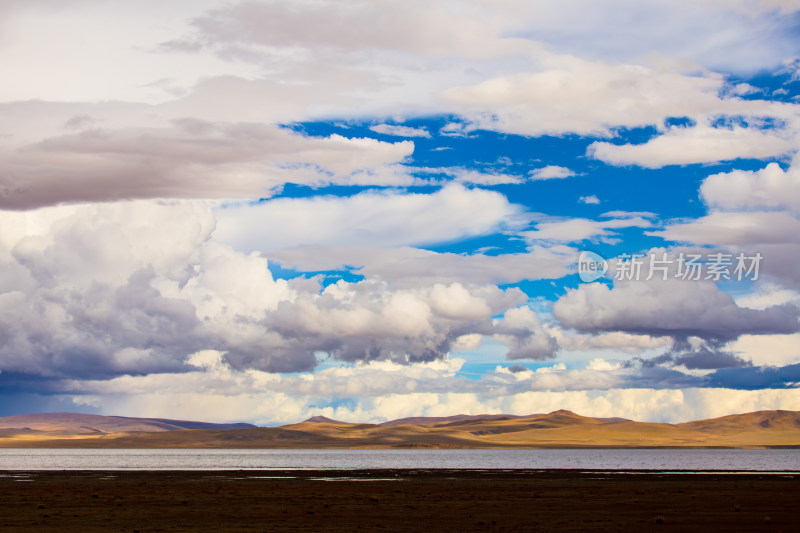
[0,448,798,471]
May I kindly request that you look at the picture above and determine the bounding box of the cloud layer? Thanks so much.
[1,0,798,422]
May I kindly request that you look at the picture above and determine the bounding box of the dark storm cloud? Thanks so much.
[0,267,214,380]
[675,350,752,370]
[639,338,753,371]
[706,363,800,390]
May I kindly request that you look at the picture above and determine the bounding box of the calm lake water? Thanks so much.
[0,448,798,471]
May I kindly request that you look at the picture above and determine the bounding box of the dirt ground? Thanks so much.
[0,469,797,532]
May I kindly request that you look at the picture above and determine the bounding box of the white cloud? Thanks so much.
[579,195,600,205]
[600,210,658,219]
[411,166,526,185]
[589,124,795,168]
[725,334,800,367]
[215,184,524,253]
[2,1,796,133]
[553,276,799,341]
[0,0,247,104]
[551,329,673,353]
[450,169,524,185]
[499,0,800,73]
[370,124,431,138]
[654,213,800,290]
[530,165,575,180]
[736,284,800,310]
[586,358,620,371]
[729,82,760,96]
[701,160,800,212]
[653,211,800,246]
[651,156,800,291]
[269,244,576,287]
[2,0,790,109]
[440,58,727,137]
[521,215,652,244]
[452,333,483,351]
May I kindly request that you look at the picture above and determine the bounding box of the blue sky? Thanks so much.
[0,0,799,424]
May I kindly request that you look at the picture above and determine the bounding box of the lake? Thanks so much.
[0,448,798,471]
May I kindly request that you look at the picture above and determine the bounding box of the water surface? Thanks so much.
[0,448,798,471]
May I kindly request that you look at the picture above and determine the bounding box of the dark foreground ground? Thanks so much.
[0,469,797,532]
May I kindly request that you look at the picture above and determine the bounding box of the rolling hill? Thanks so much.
[0,410,798,448]
[0,412,255,440]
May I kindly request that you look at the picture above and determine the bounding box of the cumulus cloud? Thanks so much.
[655,211,800,246]
[214,184,524,253]
[654,155,800,289]
[700,160,800,212]
[493,306,558,360]
[243,279,522,370]
[0,199,528,380]
[654,238,800,294]
[553,277,799,342]
[588,123,795,168]
[0,200,291,377]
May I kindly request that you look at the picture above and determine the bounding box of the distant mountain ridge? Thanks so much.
[304,411,631,427]
[0,412,255,436]
[378,413,535,427]
[1,409,799,449]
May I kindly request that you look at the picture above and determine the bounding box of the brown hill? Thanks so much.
[679,410,800,433]
[0,412,254,438]
[304,416,350,424]
[379,414,534,427]
[1,410,799,448]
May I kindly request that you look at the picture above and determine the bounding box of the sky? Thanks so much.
[1,0,800,425]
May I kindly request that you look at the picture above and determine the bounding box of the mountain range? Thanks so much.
[1,410,799,448]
